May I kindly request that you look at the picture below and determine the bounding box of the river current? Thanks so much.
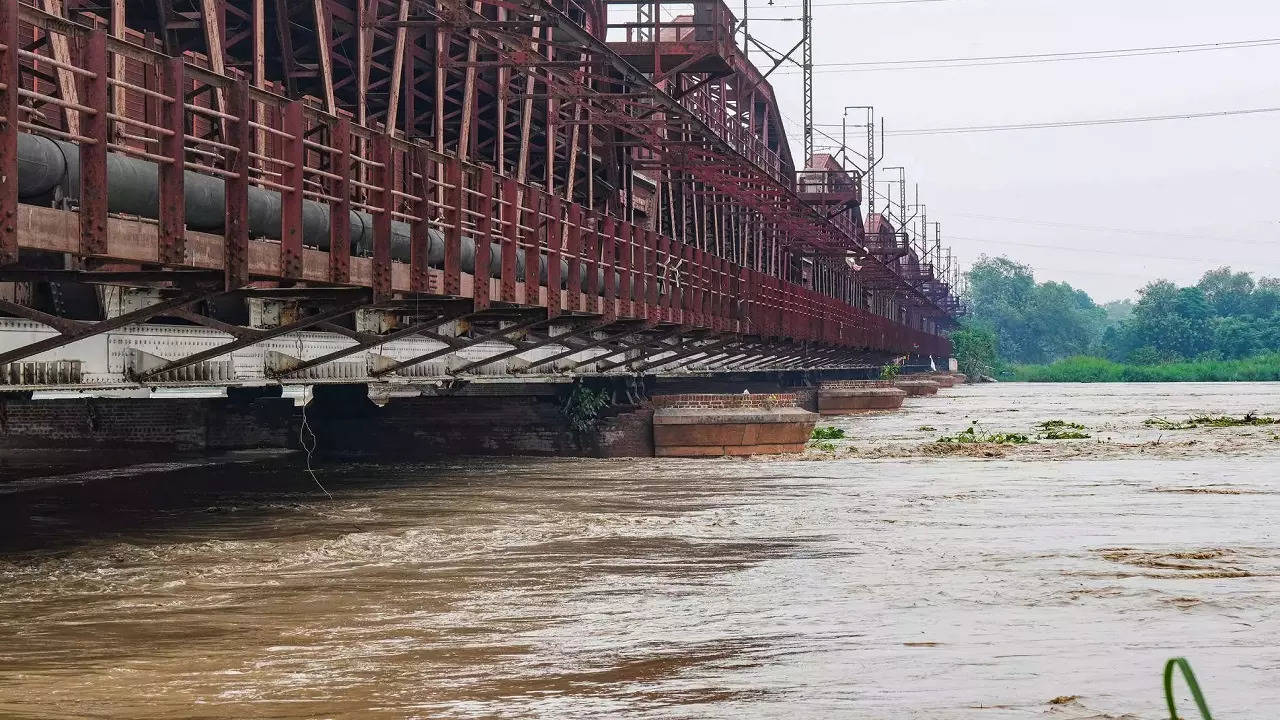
[1,382,1278,718]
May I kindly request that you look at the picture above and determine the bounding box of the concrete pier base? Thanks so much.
[817,381,907,415]
[927,374,958,388]
[895,379,941,397]
[652,393,817,457]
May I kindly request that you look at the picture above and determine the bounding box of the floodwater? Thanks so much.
[1,382,1278,719]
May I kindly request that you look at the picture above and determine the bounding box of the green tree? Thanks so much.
[1197,266,1256,316]
[965,256,1037,362]
[1120,281,1214,360]
[1102,299,1135,327]
[964,256,1105,364]
[1250,278,1280,317]
[950,320,998,379]
[1213,316,1260,359]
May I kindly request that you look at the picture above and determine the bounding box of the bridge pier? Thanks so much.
[651,393,817,457]
[816,380,907,415]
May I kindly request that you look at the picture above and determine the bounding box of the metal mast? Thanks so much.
[802,0,813,162]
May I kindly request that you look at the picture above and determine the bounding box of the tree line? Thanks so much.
[950,256,1280,378]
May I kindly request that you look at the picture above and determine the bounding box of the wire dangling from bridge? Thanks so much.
[289,334,332,500]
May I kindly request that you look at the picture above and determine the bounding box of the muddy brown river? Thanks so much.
[1,382,1278,718]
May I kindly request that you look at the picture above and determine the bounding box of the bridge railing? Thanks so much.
[0,2,950,358]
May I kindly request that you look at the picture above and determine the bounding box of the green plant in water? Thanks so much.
[811,426,846,440]
[1144,417,1199,430]
[810,441,837,452]
[1039,429,1091,440]
[917,425,937,432]
[1036,419,1086,431]
[879,364,902,381]
[1145,413,1278,430]
[936,424,1031,445]
[561,383,610,433]
[1193,412,1277,427]
[1034,419,1090,439]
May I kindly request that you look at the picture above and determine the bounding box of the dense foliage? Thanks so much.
[950,321,999,379]
[957,257,1280,379]
[964,257,1106,364]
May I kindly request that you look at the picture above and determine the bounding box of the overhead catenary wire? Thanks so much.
[807,106,1280,136]
[945,233,1280,268]
[763,36,1280,73]
[948,212,1279,249]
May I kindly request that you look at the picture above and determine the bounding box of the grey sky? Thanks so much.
[746,0,1279,301]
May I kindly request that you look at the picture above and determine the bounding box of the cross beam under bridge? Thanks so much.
[0,314,914,392]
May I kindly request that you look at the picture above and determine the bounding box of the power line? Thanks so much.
[764,37,1280,73]
[949,212,1278,248]
[811,106,1280,136]
[946,233,1280,267]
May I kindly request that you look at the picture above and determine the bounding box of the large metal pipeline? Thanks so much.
[14,132,634,291]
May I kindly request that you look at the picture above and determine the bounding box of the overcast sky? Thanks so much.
[742,0,1280,302]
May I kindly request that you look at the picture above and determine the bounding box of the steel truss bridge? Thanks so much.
[0,0,960,392]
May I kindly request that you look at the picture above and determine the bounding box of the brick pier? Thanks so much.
[651,393,818,457]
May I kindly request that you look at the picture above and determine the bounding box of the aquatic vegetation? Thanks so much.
[810,426,846,440]
[808,441,838,452]
[1145,413,1278,430]
[1039,429,1092,440]
[1192,413,1277,427]
[1034,419,1091,439]
[936,425,1031,445]
[1144,417,1198,430]
[1036,419,1086,430]
[917,425,937,432]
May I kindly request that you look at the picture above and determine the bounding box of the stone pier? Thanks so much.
[895,378,941,397]
[816,380,906,415]
[927,374,959,388]
[651,393,817,457]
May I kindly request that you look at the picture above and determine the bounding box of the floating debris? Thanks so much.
[937,424,1031,445]
[1145,413,1278,430]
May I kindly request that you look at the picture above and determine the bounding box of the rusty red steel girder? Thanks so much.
[0,0,954,367]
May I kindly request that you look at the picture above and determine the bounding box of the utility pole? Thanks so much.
[918,203,928,267]
[882,167,905,231]
[841,106,876,217]
[934,221,942,276]
[802,0,813,162]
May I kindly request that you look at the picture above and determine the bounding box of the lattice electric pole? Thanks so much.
[933,222,942,276]
[802,0,813,162]
[841,106,875,215]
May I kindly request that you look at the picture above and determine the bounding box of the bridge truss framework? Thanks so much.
[0,0,958,391]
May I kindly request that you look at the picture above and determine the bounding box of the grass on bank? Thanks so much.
[1009,353,1280,383]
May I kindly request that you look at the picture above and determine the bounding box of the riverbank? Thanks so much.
[1008,353,1280,382]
